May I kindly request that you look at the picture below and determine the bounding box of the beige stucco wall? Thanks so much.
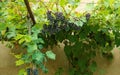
[0,42,20,75]
[94,48,120,75]
[0,42,69,75]
[0,42,120,75]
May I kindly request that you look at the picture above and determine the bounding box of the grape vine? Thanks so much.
[0,0,120,75]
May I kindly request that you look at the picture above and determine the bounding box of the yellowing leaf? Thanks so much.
[18,69,27,75]
[15,34,24,40]
[1,30,6,36]
[16,59,24,66]
[14,54,22,59]
[19,39,25,44]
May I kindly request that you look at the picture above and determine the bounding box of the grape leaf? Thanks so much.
[46,50,56,60]
[16,59,24,66]
[89,61,97,72]
[18,69,27,75]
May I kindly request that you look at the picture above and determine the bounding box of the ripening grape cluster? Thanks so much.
[27,68,38,75]
[41,11,81,36]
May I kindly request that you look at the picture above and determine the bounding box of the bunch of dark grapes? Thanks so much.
[42,11,64,35]
[46,11,54,22]
[26,68,38,75]
[41,24,60,35]
[41,11,82,36]
[68,23,81,31]
[85,13,91,21]
[55,12,65,21]
[33,69,39,75]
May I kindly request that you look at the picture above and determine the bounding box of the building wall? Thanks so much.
[0,42,120,75]
[0,42,19,75]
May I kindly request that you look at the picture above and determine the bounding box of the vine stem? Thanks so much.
[24,0,36,25]
[56,0,59,12]
[39,0,49,11]
[24,1,36,74]
[61,6,68,16]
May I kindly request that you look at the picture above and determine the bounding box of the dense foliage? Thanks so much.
[0,0,120,75]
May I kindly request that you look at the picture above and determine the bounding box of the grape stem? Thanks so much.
[39,0,49,11]
[61,6,68,15]
[24,0,36,25]
[56,0,59,12]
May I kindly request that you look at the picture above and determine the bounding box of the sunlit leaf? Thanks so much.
[18,69,27,75]
[16,59,24,66]
[46,50,56,60]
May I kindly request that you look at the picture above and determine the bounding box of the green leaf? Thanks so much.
[81,16,87,23]
[14,54,22,59]
[15,59,24,66]
[19,38,25,44]
[39,64,48,73]
[0,23,6,31]
[77,59,87,72]
[27,44,38,53]
[56,31,66,42]
[60,0,68,6]
[114,31,120,47]
[69,68,75,75]
[24,35,31,42]
[46,50,56,60]
[38,38,45,44]
[75,20,84,27]
[21,54,31,63]
[89,61,97,72]
[67,35,78,42]
[68,0,79,7]
[15,34,24,40]
[6,32,16,39]
[55,67,64,75]
[32,25,40,33]
[18,69,27,75]
[18,35,31,44]
[38,44,43,50]
[32,51,45,63]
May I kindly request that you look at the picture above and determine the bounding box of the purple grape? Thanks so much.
[55,12,65,20]
[46,11,54,22]
[86,13,91,21]
[33,69,38,75]
[27,68,32,75]
[43,24,47,29]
